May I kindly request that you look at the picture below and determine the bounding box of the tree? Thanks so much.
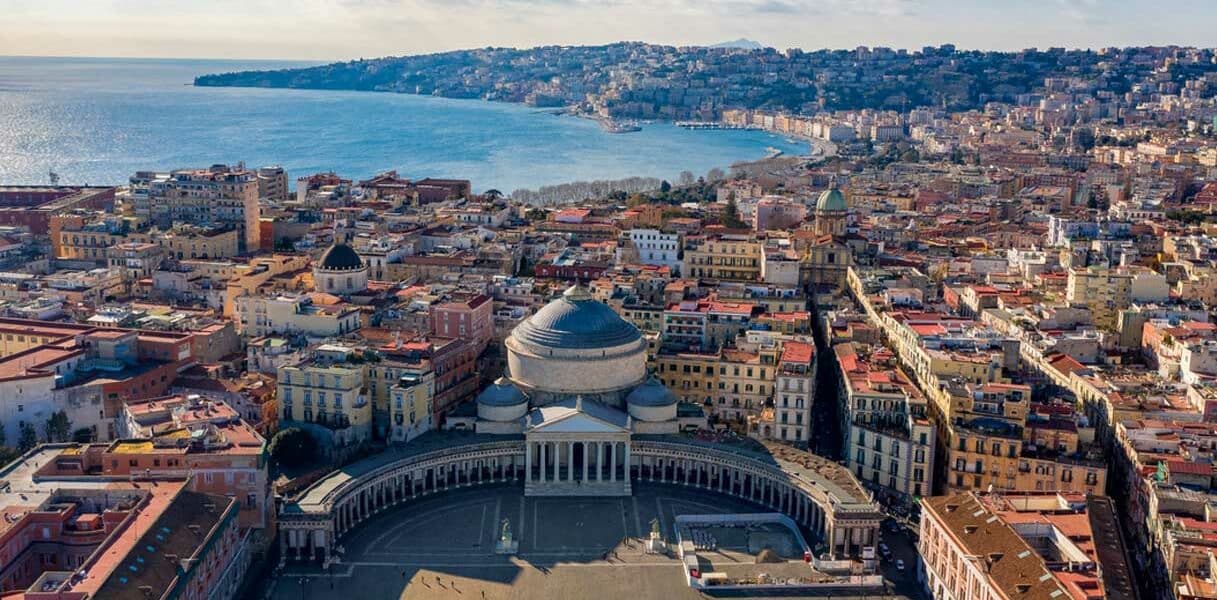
[17,422,38,452]
[706,167,726,182]
[45,411,71,443]
[523,208,548,222]
[72,427,95,444]
[659,180,672,194]
[483,189,503,201]
[722,198,746,229]
[269,427,316,468]
[678,171,695,187]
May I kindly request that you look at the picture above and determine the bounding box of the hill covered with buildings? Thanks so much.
[195,42,1217,120]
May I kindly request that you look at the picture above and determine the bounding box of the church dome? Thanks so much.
[626,376,678,408]
[318,243,364,271]
[511,285,641,350]
[815,186,847,213]
[477,377,528,407]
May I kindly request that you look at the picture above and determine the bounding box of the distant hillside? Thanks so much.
[709,39,764,50]
[194,42,1207,120]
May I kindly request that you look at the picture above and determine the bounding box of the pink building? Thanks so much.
[431,293,493,354]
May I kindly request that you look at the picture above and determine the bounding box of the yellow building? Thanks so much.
[56,219,241,262]
[683,233,762,282]
[654,346,778,426]
[278,356,372,447]
[1066,266,1168,329]
[943,382,1105,495]
[366,354,435,443]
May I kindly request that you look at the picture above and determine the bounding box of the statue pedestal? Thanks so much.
[495,536,519,555]
[645,533,666,554]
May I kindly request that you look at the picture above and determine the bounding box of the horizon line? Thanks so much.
[4,41,1213,65]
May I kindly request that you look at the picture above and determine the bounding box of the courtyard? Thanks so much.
[269,482,918,600]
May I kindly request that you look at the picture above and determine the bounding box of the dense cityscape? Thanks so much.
[4,36,1217,600]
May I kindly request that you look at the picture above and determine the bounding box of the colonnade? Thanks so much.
[280,440,881,563]
[524,438,629,484]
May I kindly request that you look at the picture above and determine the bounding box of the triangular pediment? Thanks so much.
[527,408,628,434]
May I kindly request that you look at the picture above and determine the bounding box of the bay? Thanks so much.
[0,56,807,193]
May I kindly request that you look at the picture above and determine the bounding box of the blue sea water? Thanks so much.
[0,56,806,193]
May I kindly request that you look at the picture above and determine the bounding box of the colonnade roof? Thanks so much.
[288,431,521,513]
[284,431,876,517]
[633,435,874,510]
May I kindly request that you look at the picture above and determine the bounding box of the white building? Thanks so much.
[618,229,681,275]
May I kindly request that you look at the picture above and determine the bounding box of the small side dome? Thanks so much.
[477,377,528,407]
[626,376,678,407]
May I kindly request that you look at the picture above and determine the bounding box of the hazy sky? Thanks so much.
[2,0,1216,60]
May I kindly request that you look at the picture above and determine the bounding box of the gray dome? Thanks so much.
[816,186,847,213]
[477,377,528,406]
[626,376,678,407]
[319,243,364,271]
[511,285,642,350]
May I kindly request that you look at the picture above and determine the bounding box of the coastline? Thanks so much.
[0,57,811,191]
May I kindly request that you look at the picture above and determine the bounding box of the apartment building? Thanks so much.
[234,293,361,338]
[943,382,1106,495]
[683,232,762,282]
[919,491,1135,600]
[771,340,815,444]
[619,228,682,275]
[1066,265,1169,329]
[278,349,373,448]
[836,342,935,501]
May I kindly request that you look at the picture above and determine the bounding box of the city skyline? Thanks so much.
[3,0,1217,60]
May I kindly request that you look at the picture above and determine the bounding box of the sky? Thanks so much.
[2,0,1216,61]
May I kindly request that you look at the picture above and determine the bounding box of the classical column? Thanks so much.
[567,441,575,482]
[582,442,589,482]
[540,442,547,482]
[552,442,559,482]
[624,444,631,482]
[609,442,617,482]
[526,442,533,483]
[594,442,602,481]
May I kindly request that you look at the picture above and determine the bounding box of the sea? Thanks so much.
[0,56,807,193]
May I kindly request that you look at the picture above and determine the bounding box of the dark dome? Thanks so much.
[626,376,678,407]
[319,243,364,271]
[477,377,528,406]
[511,285,642,350]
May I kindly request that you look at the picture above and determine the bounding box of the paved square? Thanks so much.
[267,483,921,600]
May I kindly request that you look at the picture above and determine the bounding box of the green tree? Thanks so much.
[483,189,503,201]
[269,427,317,468]
[721,198,746,229]
[17,422,38,452]
[72,427,95,444]
[45,411,71,443]
[659,180,672,194]
[524,208,548,222]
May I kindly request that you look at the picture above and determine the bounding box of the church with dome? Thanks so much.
[314,241,369,294]
[454,284,701,496]
[799,181,855,290]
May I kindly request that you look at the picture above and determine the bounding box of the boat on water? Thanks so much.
[602,119,642,133]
